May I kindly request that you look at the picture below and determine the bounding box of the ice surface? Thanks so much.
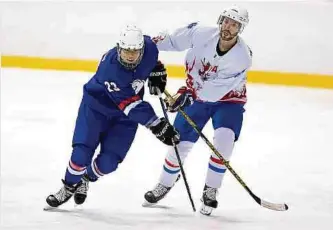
[1,68,333,230]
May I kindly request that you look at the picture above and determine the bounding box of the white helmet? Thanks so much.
[117,25,145,69]
[217,5,249,33]
[118,25,144,50]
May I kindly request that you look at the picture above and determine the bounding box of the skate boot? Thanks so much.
[74,174,95,205]
[45,179,78,208]
[200,185,219,216]
[144,183,172,205]
[143,174,180,205]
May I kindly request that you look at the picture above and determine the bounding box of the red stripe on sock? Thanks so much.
[93,161,104,176]
[69,160,85,171]
[210,156,224,165]
[165,158,179,168]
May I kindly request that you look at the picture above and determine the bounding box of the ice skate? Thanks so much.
[143,174,180,207]
[44,180,78,210]
[200,185,219,216]
[143,183,172,206]
[74,174,90,205]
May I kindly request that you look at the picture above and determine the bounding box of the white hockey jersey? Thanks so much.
[153,23,252,103]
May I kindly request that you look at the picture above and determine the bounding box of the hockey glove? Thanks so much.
[164,86,194,113]
[150,118,180,146]
[148,61,167,95]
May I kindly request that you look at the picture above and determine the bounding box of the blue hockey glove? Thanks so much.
[164,86,194,113]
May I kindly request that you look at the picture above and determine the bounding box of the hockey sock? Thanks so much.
[205,127,235,188]
[159,141,194,187]
[64,160,86,185]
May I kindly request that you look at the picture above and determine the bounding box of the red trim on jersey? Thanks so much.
[219,86,247,103]
[186,73,247,103]
[118,95,141,111]
[186,74,198,99]
[152,35,166,44]
[219,98,247,103]
[210,156,224,165]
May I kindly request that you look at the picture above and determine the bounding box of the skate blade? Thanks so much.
[200,204,214,216]
[142,200,156,207]
[142,201,171,209]
[43,205,75,212]
[74,203,84,209]
[43,205,58,211]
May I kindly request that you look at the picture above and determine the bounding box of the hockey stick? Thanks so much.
[157,90,196,212]
[164,89,288,211]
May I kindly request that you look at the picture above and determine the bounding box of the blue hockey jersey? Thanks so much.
[82,36,159,127]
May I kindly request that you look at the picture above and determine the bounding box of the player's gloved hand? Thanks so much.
[148,61,167,95]
[164,86,194,113]
[150,118,180,146]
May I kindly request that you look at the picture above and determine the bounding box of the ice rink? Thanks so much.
[1,68,333,230]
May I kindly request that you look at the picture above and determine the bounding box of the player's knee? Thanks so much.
[71,144,95,166]
[166,141,194,163]
[214,127,235,141]
[174,118,200,142]
[213,127,235,160]
[94,153,121,175]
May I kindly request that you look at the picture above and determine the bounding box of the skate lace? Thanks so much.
[152,183,169,197]
[204,187,218,201]
[54,186,73,202]
[76,179,89,194]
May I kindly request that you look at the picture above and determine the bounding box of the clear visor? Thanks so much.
[120,49,141,63]
[117,45,144,70]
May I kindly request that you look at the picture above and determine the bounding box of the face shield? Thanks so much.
[117,46,144,70]
[117,25,145,70]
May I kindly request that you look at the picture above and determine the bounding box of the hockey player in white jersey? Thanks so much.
[144,5,252,215]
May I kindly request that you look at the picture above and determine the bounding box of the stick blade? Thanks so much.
[260,199,289,211]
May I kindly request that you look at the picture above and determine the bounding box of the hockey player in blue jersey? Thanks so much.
[45,25,180,209]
